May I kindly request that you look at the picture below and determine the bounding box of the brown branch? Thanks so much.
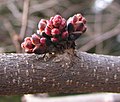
[20,0,30,40]
[22,93,120,102]
[0,50,120,95]
[29,0,59,14]
[3,19,21,52]
[7,2,22,21]
[79,23,120,51]
[94,12,103,53]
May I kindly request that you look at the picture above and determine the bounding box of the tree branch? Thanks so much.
[3,19,21,53]
[79,22,120,51]
[0,50,120,95]
[22,93,120,102]
[20,0,30,40]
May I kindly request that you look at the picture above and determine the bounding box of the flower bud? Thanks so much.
[50,17,54,23]
[59,18,66,30]
[51,28,60,37]
[45,27,51,36]
[38,19,47,31]
[40,19,47,24]
[76,14,82,21]
[40,37,46,45]
[75,22,84,31]
[31,33,40,45]
[53,15,62,27]
[82,17,86,24]
[40,31,50,38]
[72,15,78,23]
[62,31,69,39]
[21,37,34,53]
[47,20,53,29]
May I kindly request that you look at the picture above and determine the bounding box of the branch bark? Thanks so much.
[0,50,120,95]
[22,93,120,102]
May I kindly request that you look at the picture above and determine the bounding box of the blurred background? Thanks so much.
[0,0,120,101]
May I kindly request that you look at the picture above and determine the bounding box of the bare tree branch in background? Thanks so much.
[29,0,59,14]
[20,0,30,41]
[94,13,103,53]
[7,2,22,22]
[3,19,21,52]
[79,23,120,51]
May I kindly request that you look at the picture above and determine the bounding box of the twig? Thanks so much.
[62,1,91,18]
[29,0,58,14]
[94,12,103,53]
[7,2,22,21]
[0,0,15,7]
[79,23,120,51]
[3,19,21,52]
[20,0,30,41]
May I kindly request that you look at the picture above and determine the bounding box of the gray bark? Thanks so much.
[0,50,120,95]
[22,93,120,102]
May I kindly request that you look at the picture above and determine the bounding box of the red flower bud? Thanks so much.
[76,14,82,21]
[51,28,60,36]
[75,22,84,31]
[50,17,54,23]
[24,37,34,49]
[53,15,62,27]
[21,37,34,53]
[46,20,53,29]
[54,15,62,19]
[40,37,46,45]
[38,19,47,31]
[45,27,51,36]
[72,15,78,23]
[21,13,87,54]
[82,17,86,24]
[40,19,47,24]
[31,33,40,45]
[59,18,66,30]
[62,31,69,39]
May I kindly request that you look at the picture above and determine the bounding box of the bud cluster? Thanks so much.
[21,14,87,54]
[67,14,87,33]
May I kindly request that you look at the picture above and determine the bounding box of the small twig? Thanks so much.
[7,2,22,21]
[29,0,58,14]
[94,12,103,53]
[79,23,120,51]
[20,0,30,41]
[62,1,91,18]
[3,19,21,52]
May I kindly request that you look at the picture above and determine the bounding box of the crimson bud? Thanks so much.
[51,28,60,36]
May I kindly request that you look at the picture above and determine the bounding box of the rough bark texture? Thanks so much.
[0,50,120,95]
[22,93,120,102]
